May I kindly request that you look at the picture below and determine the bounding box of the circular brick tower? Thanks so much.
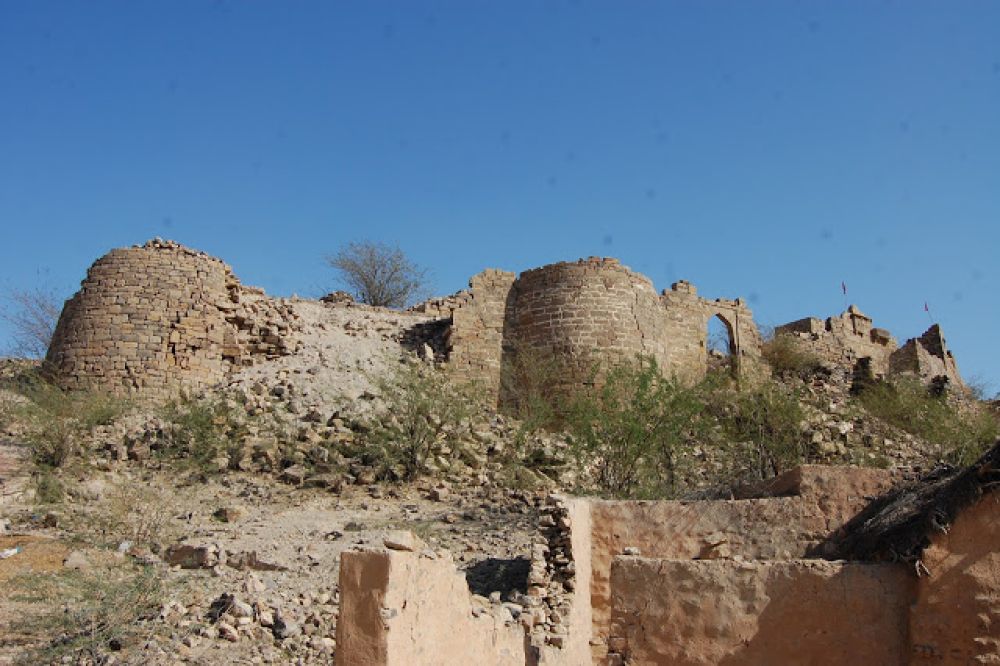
[45,239,238,400]
[502,257,674,394]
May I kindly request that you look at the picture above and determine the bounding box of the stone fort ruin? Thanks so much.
[46,240,964,402]
[45,239,302,401]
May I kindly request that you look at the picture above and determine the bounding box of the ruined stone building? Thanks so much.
[415,257,763,403]
[45,240,964,402]
[776,305,964,389]
[44,239,301,401]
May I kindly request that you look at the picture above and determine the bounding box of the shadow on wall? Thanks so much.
[464,557,530,599]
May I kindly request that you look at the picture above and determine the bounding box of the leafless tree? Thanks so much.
[1,287,63,358]
[326,241,428,308]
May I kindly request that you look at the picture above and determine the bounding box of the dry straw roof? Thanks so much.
[823,440,1000,567]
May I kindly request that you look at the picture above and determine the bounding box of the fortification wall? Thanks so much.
[889,324,964,389]
[430,258,763,405]
[45,239,299,401]
[659,279,762,381]
[776,305,897,377]
[413,269,516,397]
[503,258,672,389]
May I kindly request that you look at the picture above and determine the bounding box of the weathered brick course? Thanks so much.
[45,239,300,401]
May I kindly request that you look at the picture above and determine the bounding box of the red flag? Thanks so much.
[841,281,847,295]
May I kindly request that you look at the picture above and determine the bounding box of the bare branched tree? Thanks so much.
[326,241,428,308]
[1,287,63,358]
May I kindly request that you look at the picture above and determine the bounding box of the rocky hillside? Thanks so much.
[0,297,996,664]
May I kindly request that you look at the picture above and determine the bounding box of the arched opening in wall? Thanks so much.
[706,314,736,375]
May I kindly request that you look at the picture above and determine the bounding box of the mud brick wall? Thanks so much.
[609,558,913,666]
[45,239,299,401]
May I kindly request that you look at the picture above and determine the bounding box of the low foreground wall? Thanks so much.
[336,534,526,666]
[586,466,894,654]
[334,467,999,665]
[910,495,1000,663]
[608,558,914,665]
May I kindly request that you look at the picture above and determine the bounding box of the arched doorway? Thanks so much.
[706,314,737,375]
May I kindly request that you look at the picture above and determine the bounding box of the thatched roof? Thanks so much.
[819,440,1000,566]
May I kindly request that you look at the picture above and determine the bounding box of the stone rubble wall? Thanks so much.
[45,239,300,401]
[889,324,965,389]
[777,307,965,388]
[425,258,764,406]
[777,305,897,377]
[608,558,914,665]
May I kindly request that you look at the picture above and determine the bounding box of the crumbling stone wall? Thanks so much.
[776,307,964,388]
[413,269,517,397]
[889,324,964,389]
[45,239,299,401]
[777,305,897,377]
[427,258,762,405]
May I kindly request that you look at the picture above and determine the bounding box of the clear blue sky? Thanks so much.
[2,2,998,392]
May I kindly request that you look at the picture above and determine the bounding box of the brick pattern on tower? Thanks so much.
[45,239,300,401]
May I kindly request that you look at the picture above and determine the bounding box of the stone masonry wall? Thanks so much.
[428,258,764,405]
[778,307,965,388]
[889,324,964,389]
[46,239,299,401]
[503,258,672,391]
[412,269,517,398]
[776,305,897,378]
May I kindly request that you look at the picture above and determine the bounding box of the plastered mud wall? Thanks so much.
[335,535,526,666]
[609,558,914,665]
[45,239,299,401]
[909,495,1000,663]
[336,470,1000,665]
[585,466,895,658]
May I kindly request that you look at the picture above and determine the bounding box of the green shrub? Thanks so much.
[566,357,707,498]
[499,344,568,433]
[760,331,823,378]
[6,377,129,468]
[33,469,64,504]
[356,361,482,481]
[719,379,806,479]
[857,378,999,465]
[158,395,250,471]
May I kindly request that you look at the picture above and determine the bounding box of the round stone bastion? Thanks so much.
[44,239,280,401]
[504,257,674,385]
